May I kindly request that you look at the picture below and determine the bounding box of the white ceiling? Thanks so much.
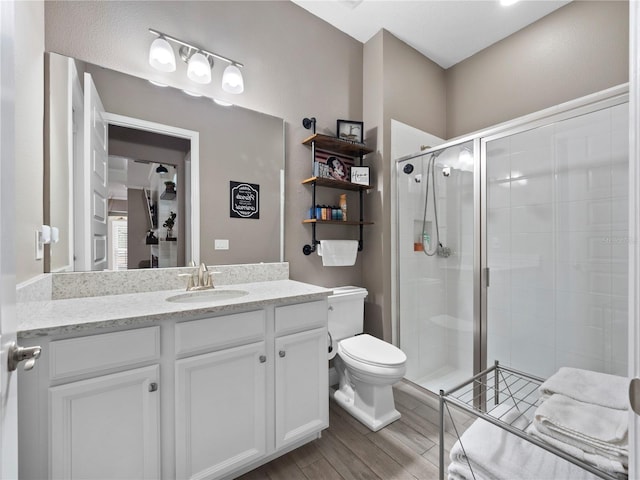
[291,0,571,68]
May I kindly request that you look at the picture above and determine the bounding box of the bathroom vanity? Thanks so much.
[16,270,330,480]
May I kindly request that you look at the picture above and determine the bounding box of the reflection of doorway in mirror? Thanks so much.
[108,217,128,270]
[106,121,193,270]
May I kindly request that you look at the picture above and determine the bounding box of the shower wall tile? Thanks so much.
[556,231,612,264]
[556,292,610,328]
[509,124,553,154]
[556,199,612,232]
[555,262,612,295]
[510,204,553,233]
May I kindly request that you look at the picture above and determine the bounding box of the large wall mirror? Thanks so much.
[46,53,285,272]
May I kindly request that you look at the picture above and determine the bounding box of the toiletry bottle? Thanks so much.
[340,194,347,222]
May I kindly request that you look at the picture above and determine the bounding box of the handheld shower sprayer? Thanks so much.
[421,150,450,258]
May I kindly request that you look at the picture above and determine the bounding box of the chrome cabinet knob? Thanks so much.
[259,355,266,363]
[279,350,286,358]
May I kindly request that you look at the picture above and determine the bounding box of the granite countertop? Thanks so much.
[18,280,331,338]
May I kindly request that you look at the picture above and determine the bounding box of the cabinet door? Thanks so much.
[275,327,328,450]
[175,341,266,480]
[50,365,160,480]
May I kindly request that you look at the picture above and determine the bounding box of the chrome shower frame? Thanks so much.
[394,83,629,394]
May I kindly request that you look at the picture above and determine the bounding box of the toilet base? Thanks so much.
[330,385,401,432]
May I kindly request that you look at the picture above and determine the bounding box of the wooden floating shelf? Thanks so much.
[302,133,374,156]
[301,177,373,191]
[302,219,374,226]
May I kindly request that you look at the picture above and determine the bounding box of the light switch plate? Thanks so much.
[214,239,229,250]
[35,230,43,260]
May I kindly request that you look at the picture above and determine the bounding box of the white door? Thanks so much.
[0,1,18,478]
[175,342,266,480]
[274,327,328,450]
[77,72,108,271]
[49,365,160,479]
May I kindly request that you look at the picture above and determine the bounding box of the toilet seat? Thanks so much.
[339,334,407,368]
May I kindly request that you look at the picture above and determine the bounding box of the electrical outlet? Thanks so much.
[214,239,229,250]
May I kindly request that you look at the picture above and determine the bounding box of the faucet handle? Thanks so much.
[178,273,195,291]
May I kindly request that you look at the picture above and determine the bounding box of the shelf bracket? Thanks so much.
[303,221,319,255]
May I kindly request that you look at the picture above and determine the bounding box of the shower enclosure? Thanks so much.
[396,92,629,393]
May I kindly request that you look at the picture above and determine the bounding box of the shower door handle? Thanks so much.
[630,378,640,416]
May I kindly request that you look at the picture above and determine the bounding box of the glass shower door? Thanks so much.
[484,102,629,378]
[397,140,477,393]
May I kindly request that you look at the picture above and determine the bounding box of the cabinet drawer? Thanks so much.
[275,300,327,336]
[50,327,160,381]
[175,310,265,356]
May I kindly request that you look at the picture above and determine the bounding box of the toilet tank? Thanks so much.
[328,286,368,343]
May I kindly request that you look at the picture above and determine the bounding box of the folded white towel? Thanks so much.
[449,406,601,480]
[447,460,480,480]
[538,367,629,410]
[527,423,628,475]
[535,393,628,455]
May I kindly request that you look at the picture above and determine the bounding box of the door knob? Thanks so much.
[8,342,41,372]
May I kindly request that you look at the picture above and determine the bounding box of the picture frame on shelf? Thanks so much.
[350,166,370,186]
[336,119,364,144]
[314,150,354,181]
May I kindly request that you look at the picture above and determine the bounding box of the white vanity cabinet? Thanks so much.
[174,310,268,480]
[18,297,329,480]
[22,327,163,480]
[50,365,161,479]
[274,302,329,450]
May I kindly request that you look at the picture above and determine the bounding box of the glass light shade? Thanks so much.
[187,52,212,84]
[222,64,244,94]
[148,37,176,72]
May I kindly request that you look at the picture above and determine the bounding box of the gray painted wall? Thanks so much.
[363,30,447,342]
[43,0,365,287]
[16,2,44,283]
[362,1,628,343]
[446,0,629,138]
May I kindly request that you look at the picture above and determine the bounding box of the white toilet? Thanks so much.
[328,286,407,432]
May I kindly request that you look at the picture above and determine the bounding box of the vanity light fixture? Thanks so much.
[222,64,244,94]
[213,98,234,107]
[148,79,169,87]
[182,89,203,98]
[149,28,245,93]
[148,36,176,72]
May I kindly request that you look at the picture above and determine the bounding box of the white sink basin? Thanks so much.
[166,289,249,304]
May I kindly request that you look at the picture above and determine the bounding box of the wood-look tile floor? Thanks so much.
[237,380,473,480]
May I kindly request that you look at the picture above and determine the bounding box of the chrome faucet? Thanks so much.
[179,263,215,291]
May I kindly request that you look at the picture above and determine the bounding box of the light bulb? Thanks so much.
[222,64,244,94]
[187,52,212,84]
[213,98,233,107]
[148,37,176,72]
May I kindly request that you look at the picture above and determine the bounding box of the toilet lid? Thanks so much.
[339,334,407,367]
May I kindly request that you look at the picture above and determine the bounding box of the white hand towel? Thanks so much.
[538,367,629,410]
[317,240,358,266]
[527,423,628,475]
[449,406,601,480]
[535,393,628,453]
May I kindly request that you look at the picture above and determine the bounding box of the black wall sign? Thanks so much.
[230,181,260,219]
